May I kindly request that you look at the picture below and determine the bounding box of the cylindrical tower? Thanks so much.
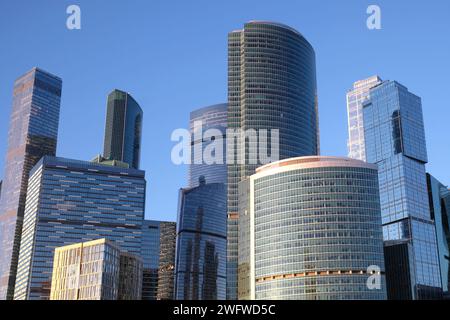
[243,156,386,300]
[227,21,320,299]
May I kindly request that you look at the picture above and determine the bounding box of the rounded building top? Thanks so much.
[255,156,377,176]
[189,103,227,120]
[247,20,303,37]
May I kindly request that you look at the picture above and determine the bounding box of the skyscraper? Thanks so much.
[103,89,143,169]
[157,222,176,300]
[346,76,383,161]
[174,179,227,300]
[50,239,143,300]
[118,252,143,300]
[363,80,442,299]
[0,68,62,300]
[426,174,450,298]
[141,220,162,300]
[189,103,228,187]
[13,156,145,300]
[238,156,387,300]
[227,21,319,299]
[141,220,178,300]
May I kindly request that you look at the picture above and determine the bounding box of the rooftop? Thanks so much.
[255,156,377,174]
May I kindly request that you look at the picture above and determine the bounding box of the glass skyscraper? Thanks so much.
[227,21,319,299]
[0,68,62,300]
[426,174,450,297]
[363,80,442,299]
[13,156,145,300]
[189,103,228,188]
[157,222,176,300]
[174,180,227,300]
[346,76,383,161]
[141,220,177,300]
[141,220,162,300]
[103,89,143,169]
[239,156,386,300]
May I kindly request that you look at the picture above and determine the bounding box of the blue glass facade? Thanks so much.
[13,156,145,300]
[0,68,62,300]
[227,21,319,299]
[427,174,450,296]
[363,80,442,299]
[241,157,386,300]
[189,103,228,188]
[103,89,143,169]
[141,220,161,300]
[175,181,227,300]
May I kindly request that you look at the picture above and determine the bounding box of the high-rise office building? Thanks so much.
[141,220,161,300]
[426,174,450,298]
[0,68,62,300]
[227,21,319,299]
[50,239,142,300]
[174,179,227,300]
[238,156,386,300]
[118,252,144,300]
[103,89,143,169]
[13,156,145,300]
[189,103,228,187]
[141,220,177,300]
[157,222,176,300]
[346,76,383,161]
[363,80,442,299]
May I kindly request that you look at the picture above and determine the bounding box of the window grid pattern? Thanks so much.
[0,68,62,300]
[363,81,441,292]
[253,166,386,300]
[227,21,319,300]
[13,156,145,300]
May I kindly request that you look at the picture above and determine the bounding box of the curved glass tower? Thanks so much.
[103,89,143,169]
[189,103,228,187]
[175,179,227,300]
[227,21,319,299]
[239,157,386,300]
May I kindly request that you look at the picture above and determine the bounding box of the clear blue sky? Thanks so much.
[0,0,449,222]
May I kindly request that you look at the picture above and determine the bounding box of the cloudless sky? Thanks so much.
[0,0,449,222]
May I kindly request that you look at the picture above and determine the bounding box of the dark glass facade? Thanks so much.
[363,80,442,299]
[175,181,227,300]
[13,156,145,300]
[189,103,228,187]
[227,21,319,299]
[157,222,176,300]
[241,157,386,300]
[427,174,450,297]
[0,68,62,300]
[383,240,414,300]
[103,89,143,169]
[141,220,161,300]
[141,220,178,300]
